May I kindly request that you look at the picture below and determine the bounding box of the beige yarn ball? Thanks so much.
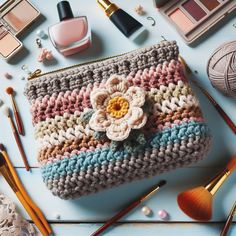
[207,40,236,98]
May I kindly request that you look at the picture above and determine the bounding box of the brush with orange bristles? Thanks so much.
[177,156,236,221]
[6,87,25,135]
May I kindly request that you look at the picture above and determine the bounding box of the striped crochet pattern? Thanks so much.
[25,41,211,199]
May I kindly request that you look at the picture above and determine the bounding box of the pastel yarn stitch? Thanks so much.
[89,75,147,141]
[24,41,212,199]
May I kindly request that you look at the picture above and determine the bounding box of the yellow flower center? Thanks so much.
[106,96,129,118]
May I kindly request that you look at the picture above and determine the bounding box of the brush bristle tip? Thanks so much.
[5,87,14,95]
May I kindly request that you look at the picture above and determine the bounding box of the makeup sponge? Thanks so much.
[207,40,236,98]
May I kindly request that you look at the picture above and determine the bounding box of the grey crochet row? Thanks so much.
[44,136,211,199]
[25,41,179,101]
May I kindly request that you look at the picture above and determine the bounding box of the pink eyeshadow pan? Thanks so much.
[3,0,38,32]
[169,9,194,33]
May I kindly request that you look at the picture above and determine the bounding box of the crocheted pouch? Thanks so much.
[25,41,211,199]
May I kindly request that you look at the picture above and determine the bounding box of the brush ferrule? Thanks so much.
[10,95,18,113]
[0,166,18,192]
[141,187,159,202]
[205,169,231,195]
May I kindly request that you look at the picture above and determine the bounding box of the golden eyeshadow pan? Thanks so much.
[153,0,236,44]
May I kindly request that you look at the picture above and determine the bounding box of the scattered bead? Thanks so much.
[141,206,152,216]
[36,29,47,39]
[19,75,25,80]
[54,213,61,220]
[0,99,4,107]
[21,65,31,75]
[36,38,42,48]
[4,72,12,79]
[158,209,169,220]
[38,48,54,62]
[135,5,145,15]
[147,16,156,26]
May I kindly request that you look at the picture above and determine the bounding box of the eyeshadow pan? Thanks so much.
[0,32,20,57]
[199,0,220,11]
[183,0,207,21]
[3,0,38,32]
[169,9,194,33]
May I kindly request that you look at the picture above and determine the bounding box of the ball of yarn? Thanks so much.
[207,40,236,98]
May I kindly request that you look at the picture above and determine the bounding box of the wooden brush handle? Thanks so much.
[193,81,236,134]
[221,201,236,236]
[214,104,236,134]
[9,117,30,171]
[91,200,140,236]
[16,191,49,236]
[14,110,24,136]
[0,166,48,235]
[2,150,52,235]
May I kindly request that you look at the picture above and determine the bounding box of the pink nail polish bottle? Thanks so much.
[48,1,91,56]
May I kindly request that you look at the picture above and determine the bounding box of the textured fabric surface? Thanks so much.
[0,193,39,236]
[25,41,212,199]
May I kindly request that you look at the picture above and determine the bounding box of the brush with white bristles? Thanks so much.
[177,156,236,221]
[2,106,30,171]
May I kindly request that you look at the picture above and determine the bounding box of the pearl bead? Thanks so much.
[141,206,152,216]
[18,75,25,80]
[158,209,168,220]
[36,29,47,39]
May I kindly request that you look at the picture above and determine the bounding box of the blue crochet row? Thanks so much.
[41,121,210,181]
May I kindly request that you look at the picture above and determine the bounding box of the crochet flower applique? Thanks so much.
[89,75,147,141]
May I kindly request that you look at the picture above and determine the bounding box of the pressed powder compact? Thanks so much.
[0,0,40,60]
[154,0,236,44]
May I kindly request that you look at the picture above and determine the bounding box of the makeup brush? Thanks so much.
[2,106,30,171]
[0,143,52,235]
[177,156,236,221]
[6,87,24,135]
[179,56,236,134]
[221,201,236,236]
[0,153,49,236]
[192,81,236,134]
[91,180,166,236]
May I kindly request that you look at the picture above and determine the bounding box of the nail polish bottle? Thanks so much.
[48,1,91,56]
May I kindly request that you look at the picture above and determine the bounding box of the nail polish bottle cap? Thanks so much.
[57,1,74,21]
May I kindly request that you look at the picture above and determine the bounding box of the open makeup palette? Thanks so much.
[154,0,235,44]
[0,0,40,60]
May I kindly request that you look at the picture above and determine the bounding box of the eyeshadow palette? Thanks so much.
[0,0,40,60]
[154,0,236,44]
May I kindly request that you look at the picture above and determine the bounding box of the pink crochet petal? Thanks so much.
[127,107,147,129]
[125,86,146,107]
[89,110,110,132]
[106,75,129,94]
[106,120,131,141]
[90,89,110,110]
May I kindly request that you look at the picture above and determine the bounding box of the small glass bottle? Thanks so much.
[49,1,91,56]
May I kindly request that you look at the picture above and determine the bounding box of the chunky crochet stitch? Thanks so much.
[25,41,211,199]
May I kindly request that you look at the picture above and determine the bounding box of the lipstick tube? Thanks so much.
[97,0,146,41]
